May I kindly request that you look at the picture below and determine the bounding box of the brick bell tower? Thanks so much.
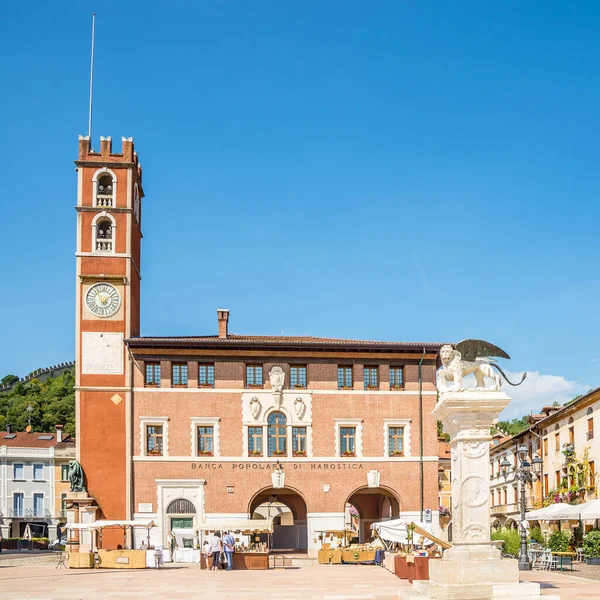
[74,136,143,540]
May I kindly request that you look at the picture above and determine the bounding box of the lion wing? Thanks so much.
[455,339,510,363]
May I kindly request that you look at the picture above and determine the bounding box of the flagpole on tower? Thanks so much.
[88,12,96,140]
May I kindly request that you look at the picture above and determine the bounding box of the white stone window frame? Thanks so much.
[334,418,363,458]
[133,182,140,223]
[140,416,169,457]
[91,211,116,255]
[92,167,118,207]
[190,417,221,458]
[383,419,412,458]
[32,463,45,481]
[13,462,25,481]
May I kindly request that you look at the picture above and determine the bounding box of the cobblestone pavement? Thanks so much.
[1,561,600,599]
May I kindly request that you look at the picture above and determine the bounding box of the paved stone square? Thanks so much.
[1,562,599,600]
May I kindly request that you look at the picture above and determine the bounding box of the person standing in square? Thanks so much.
[223,530,235,571]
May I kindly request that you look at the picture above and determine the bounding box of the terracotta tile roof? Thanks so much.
[0,432,74,448]
[127,333,446,350]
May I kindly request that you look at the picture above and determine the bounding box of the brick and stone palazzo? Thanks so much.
[74,136,443,555]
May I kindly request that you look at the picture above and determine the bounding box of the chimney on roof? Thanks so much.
[6,424,12,434]
[56,424,64,443]
[217,309,229,339]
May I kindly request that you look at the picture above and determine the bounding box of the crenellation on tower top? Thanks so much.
[77,135,137,166]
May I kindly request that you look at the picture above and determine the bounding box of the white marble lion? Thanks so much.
[436,340,526,392]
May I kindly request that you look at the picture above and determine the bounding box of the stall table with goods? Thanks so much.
[370,519,450,580]
[197,519,273,570]
[317,530,357,565]
[65,520,157,569]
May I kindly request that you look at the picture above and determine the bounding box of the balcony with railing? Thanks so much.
[490,502,520,516]
[8,508,52,519]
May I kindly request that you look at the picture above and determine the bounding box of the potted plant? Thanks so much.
[339,385,353,390]
[293,383,306,389]
[366,384,379,390]
[272,450,286,457]
[293,450,306,457]
[247,383,263,389]
[172,383,187,388]
[391,384,403,390]
[145,382,159,388]
[341,451,356,458]
[583,530,600,565]
[197,450,213,457]
[199,382,214,388]
[248,450,262,457]
[147,448,162,456]
[390,450,404,457]
[548,530,570,567]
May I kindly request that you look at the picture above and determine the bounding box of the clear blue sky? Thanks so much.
[1,2,598,416]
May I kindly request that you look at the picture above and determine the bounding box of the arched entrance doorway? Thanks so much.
[166,498,196,535]
[250,487,307,553]
[345,486,401,543]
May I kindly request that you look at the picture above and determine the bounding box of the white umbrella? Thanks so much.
[552,499,600,521]
[525,502,571,520]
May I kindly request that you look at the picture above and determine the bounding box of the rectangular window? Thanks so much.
[543,438,548,456]
[338,367,353,389]
[197,426,214,456]
[33,464,43,480]
[590,461,595,488]
[490,491,494,507]
[390,367,404,389]
[13,493,24,517]
[388,427,404,456]
[555,433,560,452]
[146,425,163,456]
[292,427,307,456]
[61,493,67,516]
[555,470,561,488]
[503,489,507,504]
[61,464,69,481]
[364,367,378,389]
[198,364,215,387]
[340,427,356,456]
[13,463,24,480]
[33,493,44,517]
[172,363,188,386]
[496,490,501,505]
[588,418,594,441]
[544,474,548,494]
[248,427,263,456]
[290,366,307,389]
[569,426,574,445]
[513,487,518,503]
[246,365,263,388]
[145,362,161,387]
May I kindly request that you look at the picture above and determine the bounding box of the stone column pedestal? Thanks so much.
[66,492,99,552]
[400,392,558,600]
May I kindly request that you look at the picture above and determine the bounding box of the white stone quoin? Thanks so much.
[400,391,559,600]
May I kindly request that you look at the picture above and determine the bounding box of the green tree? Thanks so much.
[1,374,19,387]
[0,371,75,436]
[496,416,529,436]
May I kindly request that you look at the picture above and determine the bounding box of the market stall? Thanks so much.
[316,529,356,564]
[370,519,449,580]
[196,519,273,570]
[171,528,200,563]
[64,520,157,569]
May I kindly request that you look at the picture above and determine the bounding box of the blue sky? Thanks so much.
[0,2,598,417]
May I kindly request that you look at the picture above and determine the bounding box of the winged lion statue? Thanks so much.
[437,339,527,392]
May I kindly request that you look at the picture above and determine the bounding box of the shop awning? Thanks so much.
[371,519,451,550]
[195,519,273,533]
[545,500,600,521]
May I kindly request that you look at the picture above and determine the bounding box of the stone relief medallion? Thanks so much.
[461,522,488,541]
[250,396,261,419]
[450,445,458,461]
[269,366,285,393]
[461,441,487,459]
[461,475,488,507]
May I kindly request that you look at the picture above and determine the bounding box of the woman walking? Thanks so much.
[209,531,222,571]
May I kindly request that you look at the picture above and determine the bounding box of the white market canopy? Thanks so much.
[547,500,600,521]
[65,520,157,531]
[195,519,273,533]
[524,503,572,521]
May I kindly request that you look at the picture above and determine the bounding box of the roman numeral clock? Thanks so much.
[85,282,121,318]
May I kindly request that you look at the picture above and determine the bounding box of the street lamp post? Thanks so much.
[500,445,542,571]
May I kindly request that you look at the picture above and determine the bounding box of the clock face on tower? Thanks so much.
[85,283,121,318]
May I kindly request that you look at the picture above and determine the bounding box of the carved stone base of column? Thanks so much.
[398,554,560,600]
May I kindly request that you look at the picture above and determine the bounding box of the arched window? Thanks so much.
[95,218,113,252]
[568,416,574,424]
[587,407,593,416]
[555,424,560,431]
[268,411,287,457]
[166,498,196,514]
[96,174,114,207]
